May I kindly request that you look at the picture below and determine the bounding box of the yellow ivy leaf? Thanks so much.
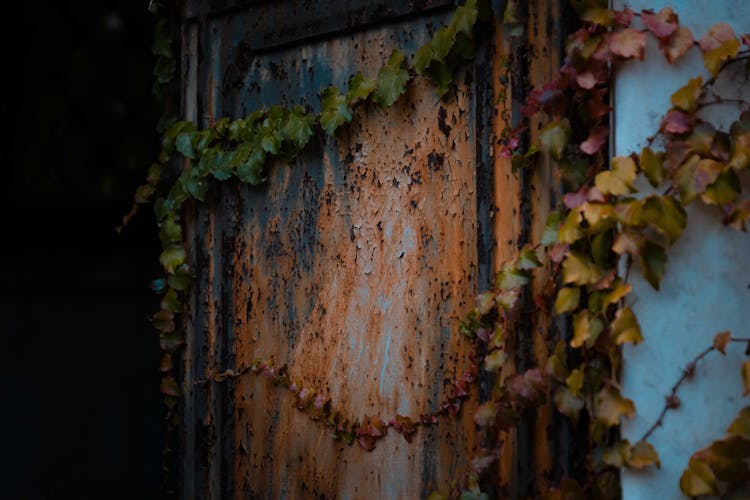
[558,209,584,244]
[566,368,584,396]
[727,407,750,439]
[603,282,632,310]
[595,387,635,426]
[671,76,703,112]
[627,440,661,469]
[602,439,631,467]
[611,307,643,345]
[595,156,637,196]
[571,310,604,348]
[581,202,615,227]
[713,330,731,354]
[680,457,720,497]
[563,251,605,286]
[555,286,580,314]
[700,23,740,76]
[639,147,665,187]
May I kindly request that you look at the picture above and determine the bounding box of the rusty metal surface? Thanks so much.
[179,4,486,498]
[177,0,573,497]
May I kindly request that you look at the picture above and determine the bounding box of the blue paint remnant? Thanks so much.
[401,225,416,252]
[379,328,392,395]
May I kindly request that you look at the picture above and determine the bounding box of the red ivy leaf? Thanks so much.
[580,125,609,155]
[390,414,417,443]
[608,29,646,60]
[661,110,695,134]
[661,26,694,64]
[641,7,678,40]
[586,87,611,120]
[614,7,634,27]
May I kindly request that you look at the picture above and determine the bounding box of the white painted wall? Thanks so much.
[613,1,750,498]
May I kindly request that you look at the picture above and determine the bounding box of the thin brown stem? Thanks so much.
[639,337,749,442]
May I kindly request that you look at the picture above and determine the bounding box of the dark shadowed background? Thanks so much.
[1,1,166,498]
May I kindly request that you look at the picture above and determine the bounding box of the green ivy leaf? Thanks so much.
[346,72,377,105]
[160,245,186,274]
[641,195,686,244]
[639,147,665,187]
[237,147,267,185]
[175,132,196,159]
[319,86,352,136]
[168,265,194,291]
[595,387,635,426]
[555,287,580,314]
[429,61,455,98]
[283,105,315,149]
[414,44,435,75]
[702,169,740,206]
[595,156,637,196]
[210,150,234,181]
[540,119,571,161]
[160,288,181,313]
[680,457,720,496]
[611,307,643,345]
[542,211,562,245]
[373,50,410,108]
[159,218,182,246]
[450,0,478,37]
[641,240,667,289]
[431,27,456,62]
[517,245,542,270]
[496,262,529,290]
[563,251,605,286]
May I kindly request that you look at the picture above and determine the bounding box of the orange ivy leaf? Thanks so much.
[628,440,661,469]
[660,25,694,64]
[608,28,646,60]
[595,387,635,426]
[742,360,750,397]
[713,331,732,354]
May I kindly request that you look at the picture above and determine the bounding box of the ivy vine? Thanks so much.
[123,1,750,498]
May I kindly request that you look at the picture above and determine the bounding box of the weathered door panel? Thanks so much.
[180,4,487,498]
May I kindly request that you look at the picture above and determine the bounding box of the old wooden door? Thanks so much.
[177,1,566,498]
